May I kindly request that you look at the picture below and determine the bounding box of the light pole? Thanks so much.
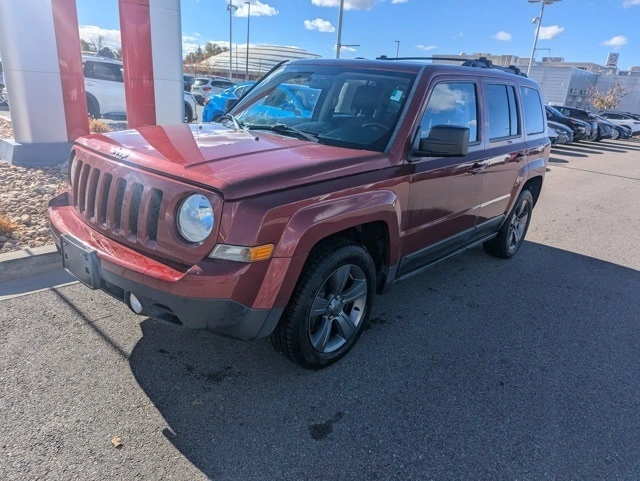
[245,1,251,80]
[527,0,561,76]
[227,0,238,79]
[335,0,344,58]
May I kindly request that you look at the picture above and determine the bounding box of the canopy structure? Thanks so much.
[199,45,321,80]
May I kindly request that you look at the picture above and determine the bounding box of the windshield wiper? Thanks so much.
[219,113,246,131]
[245,123,320,143]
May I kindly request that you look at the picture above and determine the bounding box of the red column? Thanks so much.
[52,0,89,140]
[118,0,156,128]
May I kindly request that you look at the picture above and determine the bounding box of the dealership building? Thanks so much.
[432,53,640,114]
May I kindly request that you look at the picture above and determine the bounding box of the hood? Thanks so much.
[547,121,573,134]
[75,123,392,200]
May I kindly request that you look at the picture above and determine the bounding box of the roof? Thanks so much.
[199,45,320,76]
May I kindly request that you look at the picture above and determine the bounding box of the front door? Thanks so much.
[400,79,487,276]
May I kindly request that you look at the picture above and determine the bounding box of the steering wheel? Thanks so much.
[362,123,388,132]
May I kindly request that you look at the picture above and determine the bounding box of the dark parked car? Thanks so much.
[553,105,613,141]
[49,58,549,369]
[183,74,195,92]
[544,105,590,141]
[548,120,574,144]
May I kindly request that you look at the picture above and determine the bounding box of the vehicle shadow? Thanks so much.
[552,144,602,155]
[548,156,569,163]
[128,242,640,480]
[549,147,588,158]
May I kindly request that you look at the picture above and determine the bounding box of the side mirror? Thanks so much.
[414,125,470,158]
[224,98,238,112]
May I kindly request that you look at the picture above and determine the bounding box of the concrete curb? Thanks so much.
[0,245,62,282]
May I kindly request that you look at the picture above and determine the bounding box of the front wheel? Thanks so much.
[610,128,620,140]
[483,189,534,259]
[271,239,376,369]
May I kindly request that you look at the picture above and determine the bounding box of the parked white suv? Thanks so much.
[83,55,197,123]
[599,111,640,135]
[190,77,235,104]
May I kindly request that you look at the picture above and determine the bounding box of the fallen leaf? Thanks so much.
[111,435,123,448]
[193,396,203,406]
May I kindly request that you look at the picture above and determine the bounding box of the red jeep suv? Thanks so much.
[49,58,549,369]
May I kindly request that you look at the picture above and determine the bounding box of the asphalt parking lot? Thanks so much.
[1,139,640,480]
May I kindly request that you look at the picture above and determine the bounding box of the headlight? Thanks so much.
[69,153,78,186]
[177,194,214,243]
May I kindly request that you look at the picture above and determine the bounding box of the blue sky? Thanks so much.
[76,0,640,69]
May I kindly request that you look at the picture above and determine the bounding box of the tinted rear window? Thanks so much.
[520,87,545,135]
[194,79,209,86]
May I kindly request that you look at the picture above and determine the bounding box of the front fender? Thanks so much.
[273,190,402,264]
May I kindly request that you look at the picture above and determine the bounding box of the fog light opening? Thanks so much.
[128,293,144,314]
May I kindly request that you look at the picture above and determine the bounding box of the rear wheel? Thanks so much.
[184,102,194,123]
[483,189,534,259]
[271,239,376,369]
[611,128,620,140]
[86,94,100,120]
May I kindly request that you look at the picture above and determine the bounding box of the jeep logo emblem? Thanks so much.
[111,148,130,159]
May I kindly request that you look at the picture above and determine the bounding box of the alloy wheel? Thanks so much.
[308,264,368,354]
[507,199,530,252]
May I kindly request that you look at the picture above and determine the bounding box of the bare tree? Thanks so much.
[588,83,626,111]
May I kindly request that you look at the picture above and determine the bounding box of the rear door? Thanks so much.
[400,77,487,275]
[472,79,525,239]
[83,60,126,118]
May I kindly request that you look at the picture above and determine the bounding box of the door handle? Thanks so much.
[467,162,487,174]
[511,153,525,162]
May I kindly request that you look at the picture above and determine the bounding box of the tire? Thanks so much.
[271,238,376,369]
[483,189,534,259]
[611,128,620,140]
[588,127,598,142]
[184,102,193,123]
[86,94,100,120]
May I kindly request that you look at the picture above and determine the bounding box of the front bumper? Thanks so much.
[49,194,284,340]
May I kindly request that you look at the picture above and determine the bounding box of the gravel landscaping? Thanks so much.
[0,118,68,254]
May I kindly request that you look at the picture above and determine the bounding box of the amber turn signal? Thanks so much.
[209,244,274,262]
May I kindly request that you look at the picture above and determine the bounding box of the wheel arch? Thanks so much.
[269,191,401,306]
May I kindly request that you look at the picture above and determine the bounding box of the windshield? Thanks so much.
[231,64,416,152]
[546,105,565,118]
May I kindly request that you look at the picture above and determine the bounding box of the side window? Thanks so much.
[83,61,96,80]
[421,82,478,142]
[89,62,123,82]
[520,86,545,135]
[486,84,520,140]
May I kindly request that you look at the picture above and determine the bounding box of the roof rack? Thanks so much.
[376,55,528,78]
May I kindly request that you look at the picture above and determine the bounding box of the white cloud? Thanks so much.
[333,45,357,52]
[623,0,640,7]
[416,44,436,51]
[603,35,628,49]
[304,18,336,32]
[232,1,278,17]
[391,0,408,3]
[79,25,122,50]
[453,32,464,39]
[312,0,379,10]
[492,30,512,42]
[538,25,564,40]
